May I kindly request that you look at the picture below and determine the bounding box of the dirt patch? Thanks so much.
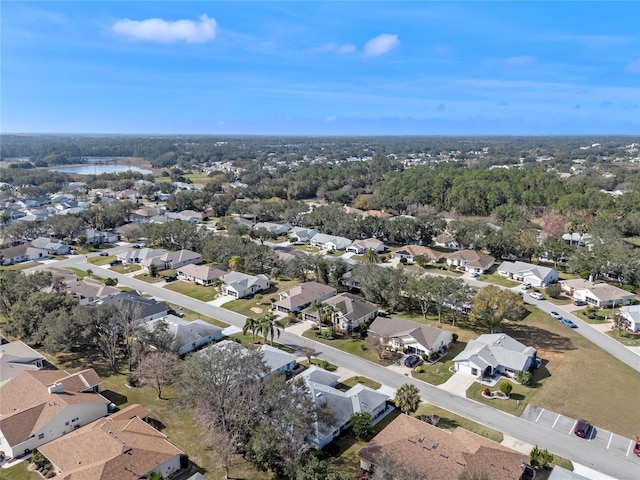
[250,307,263,314]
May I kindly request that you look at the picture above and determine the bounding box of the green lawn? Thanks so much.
[110,263,141,274]
[221,278,300,318]
[0,262,42,271]
[467,380,531,416]
[336,376,381,391]
[546,294,574,305]
[289,244,321,253]
[412,404,504,443]
[302,330,394,366]
[164,281,219,302]
[228,332,297,354]
[411,341,467,385]
[477,272,519,288]
[134,272,165,283]
[0,462,41,480]
[299,358,338,372]
[87,255,115,266]
[624,236,640,246]
[606,329,640,347]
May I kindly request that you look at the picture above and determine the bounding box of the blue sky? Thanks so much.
[2,1,639,135]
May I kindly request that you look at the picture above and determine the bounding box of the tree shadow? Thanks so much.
[504,323,575,354]
[148,417,167,432]
[100,389,128,406]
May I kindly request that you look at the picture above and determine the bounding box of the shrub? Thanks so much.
[545,284,561,298]
[530,446,554,468]
[500,382,513,395]
[415,366,424,373]
[452,333,459,343]
[515,370,533,386]
[319,359,329,370]
[360,343,367,351]
[421,353,429,361]
[483,388,491,396]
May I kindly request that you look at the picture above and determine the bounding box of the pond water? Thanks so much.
[50,165,152,175]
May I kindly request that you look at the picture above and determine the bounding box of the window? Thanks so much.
[72,417,79,422]
[38,433,45,439]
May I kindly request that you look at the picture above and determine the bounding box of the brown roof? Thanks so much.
[447,249,495,269]
[359,414,527,480]
[39,406,183,480]
[66,278,121,300]
[276,281,337,311]
[369,317,447,351]
[177,263,226,281]
[561,279,635,303]
[397,245,442,260]
[361,210,392,218]
[0,369,107,446]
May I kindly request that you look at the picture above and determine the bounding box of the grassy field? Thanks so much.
[221,278,300,318]
[164,281,219,302]
[87,255,115,266]
[412,404,504,443]
[606,329,640,347]
[624,236,640,246]
[411,341,467,385]
[0,462,41,480]
[134,272,165,283]
[110,263,141,274]
[546,294,574,305]
[0,262,42,272]
[336,376,381,391]
[477,271,519,288]
[302,330,394,366]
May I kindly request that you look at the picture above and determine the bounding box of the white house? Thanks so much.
[434,234,459,250]
[0,369,109,458]
[258,344,297,379]
[221,272,271,298]
[117,247,165,265]
[618,305,640,333]
[39,404,183,480]
[346,238,385,254]
[254,222,292,235]
[497,261,558,287]
[289,227,318,243]
[98,292,169,322]
[161,249,203,270]
[559,279,636,308]
[82,229,119,244]
[446,250,495,274]
[368,317,453,357]
[65,278,121,305]
[0,243,48,266]
[453,334,537,378]
[391,245,443,263]
[0,341,45,385]
[310,233,352,251]
[176,264,227,286]
[30,237,70,255]
[141,315,225,355]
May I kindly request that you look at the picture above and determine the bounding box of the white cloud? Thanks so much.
[112,14,216,43]
[503,55,537,67]
[364,33,399,57]
[315,42,356,54]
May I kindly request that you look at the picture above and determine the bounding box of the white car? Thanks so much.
[520,283,532,290]
[529,292,544,300]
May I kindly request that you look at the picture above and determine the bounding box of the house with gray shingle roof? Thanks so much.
[303,293,378,333]
[221,272,270,298]
[618,305,640,333]
[176,264,227,286]
[141,315,224,355]
[368,317,453,357]
[453,333,537,378]
[31,237,70,255]
[310,233,352,251]
[0,341,45,385]
[497,261,558,287]
[289,227,318,243]
[275,281,336,314]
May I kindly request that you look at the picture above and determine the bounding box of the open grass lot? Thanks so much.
[87,255,115,266]
[413,404,504,443]
[0,262,42,272]
[0,462,41,480]
[289,244,321,253]
[228,332,297,354]
[336,376,381,391]
[477,271,519,288]
[302,329,395,366]
[164,281,218,302]
[481,306,640,439]
[221,278,300,317]
[411,341,467,385]
[110,263,141,274]
[162,303,228,328]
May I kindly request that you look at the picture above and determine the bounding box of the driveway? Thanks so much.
[208,294,235,307]
[437,371,476,397]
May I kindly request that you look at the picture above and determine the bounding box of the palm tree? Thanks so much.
[258,313,281,345]
[395,383,421,414]
[363,248,381,264]
[309,300,324,325]
[242,317,259,342]
[228,255,242,271]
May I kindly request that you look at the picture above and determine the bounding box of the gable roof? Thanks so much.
[447,250,495,268]
[561,279,635,303]
[38,405,183,480]
[359,414,527,480]
[395,245,442,260]
[310,233,352,249]
[161,249,202,264]
[258,344,296,373]
[316,293,378,321]
[497,261,556,281]
[453,334,536,372]
[0,341,45,383]
[369,317,448,351]
[143,315,224,350]
[222,272,269,291]
[0,369,107,446]
[66,278,121,301]
[276,281,336,311]
[350,238,384,250]
[176,263,227,281]
[98,292,169,320]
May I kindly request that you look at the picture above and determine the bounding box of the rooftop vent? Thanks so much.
[47,383,64,394]
[418,435,425,443]
[432,441,439,449]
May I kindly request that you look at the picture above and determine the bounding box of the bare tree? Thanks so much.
[115,302,146,371]
[135,351,177,400]
[302,345,314,364]
[365,334,388,360]
[200,423,238,480]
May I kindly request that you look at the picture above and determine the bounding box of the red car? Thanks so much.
[633,436,640,456]
[574,419,591,438]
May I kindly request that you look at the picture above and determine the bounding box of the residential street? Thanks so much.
[39,252,640,480]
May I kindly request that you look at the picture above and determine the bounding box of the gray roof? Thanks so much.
[298,365,340,387]
[548,466,590,480]
[310,233,352,249]
[308,293,378,322]
[619,305,640,322]
[30,237,68,250]
[222,272,269,290]
[0,341,44,383]
[369,317,447,351]
[276,282,336,311]
[453,334,536,372]
[144,315,224,350]
[497,261,556,281]
[162,249,202,264]
[98,292,169,320]
[258,345,296,374]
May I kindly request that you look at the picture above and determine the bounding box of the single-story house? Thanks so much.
[562,232,592,247]
[559,279,636,308]
[221,272,271,299]
[0,243,48,266]
[254,222,292,235]
[179,209,211,222]
[30,237,70,255]
[300,366,391,449]
[0,369,109,458]
[66,278,121,305]
[289,227,318,243]
[141,315,225,355]
[97,292,169,322]
[346,238,385,254]
[273,246,308,263]
[39,404,184,480]
[391,245,443,263]
[275,281,337,314]
[368,317,453,357]
[434,234,459,250]
[117,247,165,265]
[618,305,640,333]
[303,293,378,333]
[177,264,227,286]
[310,233,352,251]
[0,341,45,385]
[497,261,558,287]
[453,334,537,378]
[258,344,297,380]
[161,249,203,270]
[81,229,119,244]
[359,414,529,480]
[446,249,495,274]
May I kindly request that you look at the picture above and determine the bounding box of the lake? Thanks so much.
[50,165,152,175]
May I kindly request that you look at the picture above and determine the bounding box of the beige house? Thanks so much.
[559,279,636,307]
[303,293,378,333]
[392,245,443,263]
[368,317,453,357]
[446,249,495,273]
[346,238,385,254]
[275,281,337,314]
[176,264,227,286]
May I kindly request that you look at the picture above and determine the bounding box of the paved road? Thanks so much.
[41,253,640,480]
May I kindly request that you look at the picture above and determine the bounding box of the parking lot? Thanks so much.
[521,405,638,459]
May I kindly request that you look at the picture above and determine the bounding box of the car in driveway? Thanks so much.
[109,260,123,266]
[529,292,544,300]
[574,419,591,438]
[549,311,562,320]
[573,300,587,306]
[404,355,422,368]
[561,318,577,328]
[470,272,479,278]
[520,282,532,290]
[99,252,109,256]
[633,436,640,456]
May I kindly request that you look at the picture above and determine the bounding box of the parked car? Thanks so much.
[561,318,577,328]
[109,260,123,266]
[573,419,591,438]
[470,272,479,278]
[549,311,562,320]
[529,292,544,300]
[573,300,587,306]
[164,275,177,283]
[99,252,109,256]
[520,282,532,290]
[633,436,640,456]
[133,244,142,249]
[404,355,422,368]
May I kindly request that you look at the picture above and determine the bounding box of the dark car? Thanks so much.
[99,252,109,256]
[574,419,591,438]
[404,355,422,368]
[109,260,122,266]
[573,300,587,306]
[561,318,577,328]
[164,275,177,283]
[633,436,640,456]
